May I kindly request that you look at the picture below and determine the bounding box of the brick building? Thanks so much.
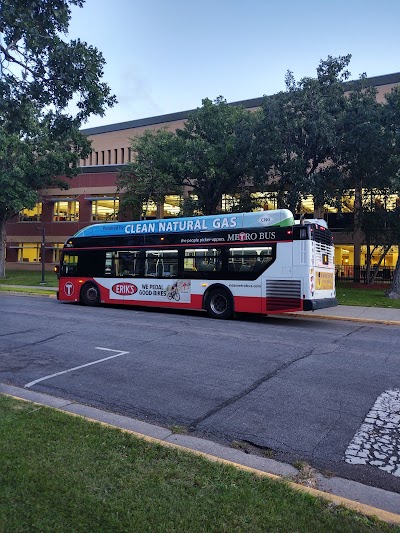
[5,72,400,277]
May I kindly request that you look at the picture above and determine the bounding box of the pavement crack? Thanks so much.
[333,325,370,343]
[310,399,343,459]
[0,329,37,337]
[189,349,315,430]
[14,332,67,349]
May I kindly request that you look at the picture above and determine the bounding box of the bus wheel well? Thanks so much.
[203,285,234,319]
[80,282,101,306]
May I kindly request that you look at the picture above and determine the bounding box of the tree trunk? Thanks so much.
[369,245,391,285]
[386,248,400,298]
[0,212,7,278]
[365,240,371,285]
[353,183,363,283]
[199,190,221,215]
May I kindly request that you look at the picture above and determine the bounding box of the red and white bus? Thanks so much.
[57,209,337,319]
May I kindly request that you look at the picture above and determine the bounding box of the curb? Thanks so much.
[1,383,400,525]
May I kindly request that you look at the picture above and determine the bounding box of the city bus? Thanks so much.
[57,209,337,319]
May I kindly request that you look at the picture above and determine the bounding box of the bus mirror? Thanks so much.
[54,265,60,274]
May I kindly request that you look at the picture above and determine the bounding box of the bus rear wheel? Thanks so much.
[205,289,233,319]
[80,283,100,306]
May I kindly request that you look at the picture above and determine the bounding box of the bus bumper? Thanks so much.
[303,298,338,311]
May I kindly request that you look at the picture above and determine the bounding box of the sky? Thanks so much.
[68,0,400,129]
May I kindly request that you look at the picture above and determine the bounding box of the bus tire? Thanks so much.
[205,289,233,319]
[80,283,100,306]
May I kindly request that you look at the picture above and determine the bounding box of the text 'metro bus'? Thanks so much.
[57,209,337,319]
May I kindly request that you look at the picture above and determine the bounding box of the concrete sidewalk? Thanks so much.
[290,304,400,326]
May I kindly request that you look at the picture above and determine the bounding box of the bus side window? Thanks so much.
[198,261,215,271]
[228,247,274,276]
[206,249,221,271]
[145,252,159,277]
[184,250,196,272]
[160,250,178,278]
[105,252,113,276]
[116,251,140,277]
[228,248,257,272]
[144,250,179,278]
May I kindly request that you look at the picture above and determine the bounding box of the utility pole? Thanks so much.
[40,225,46,284]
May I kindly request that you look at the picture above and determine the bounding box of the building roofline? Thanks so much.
[81,72,400,137]
[80,164,122,173]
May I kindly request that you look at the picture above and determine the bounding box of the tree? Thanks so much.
[117,129,183,220]
[382,87,400,296]
[119,97,255,217]
[177,97,255,215]
[334,77,400,283]
[360,196,400,285]
[254,56,400,291]
[254,55,350,214]
[0,0,116,276]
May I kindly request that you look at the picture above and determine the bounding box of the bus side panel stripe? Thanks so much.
[234,296,263,314]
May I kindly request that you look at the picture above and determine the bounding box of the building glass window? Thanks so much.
[91,198,119,221]
[252,192,278,211]
[52,244,64,263]
[142,200,158,219]
[221,193,278,213]
[164,195,182,217]
[53,200,79,221]
[299,195,314,214]
[221,195,240,212]
[17,243,41,263]
[19,203,42,222]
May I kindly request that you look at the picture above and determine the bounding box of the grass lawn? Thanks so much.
[0,396,395,532]
[0,269,58,287]
[336,282,400,309]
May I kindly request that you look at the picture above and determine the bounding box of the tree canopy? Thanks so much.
[0,0,116,276]
[118,97,256,216]
[253,56,349,214]
[118,55,400,293]
[117,128,182,220]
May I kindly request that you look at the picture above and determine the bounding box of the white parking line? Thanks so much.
[24,347,130,389]
[345,389,400,477]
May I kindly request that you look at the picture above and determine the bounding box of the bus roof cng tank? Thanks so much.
[72,209,295,239]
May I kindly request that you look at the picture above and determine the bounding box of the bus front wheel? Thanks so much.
[205,289,233,319]
[80,283,100,306]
